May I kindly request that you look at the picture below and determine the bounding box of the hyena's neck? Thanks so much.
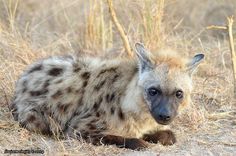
[85,57,145,115]
[120,70,145,114]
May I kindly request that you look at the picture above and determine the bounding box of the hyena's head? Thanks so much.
[135,43,204,125]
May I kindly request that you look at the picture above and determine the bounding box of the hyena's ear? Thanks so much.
[134,43,153,74]
[186,54,204,75]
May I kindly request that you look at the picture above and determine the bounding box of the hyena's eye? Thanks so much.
[176,90,184,99]
[148,87,162,96]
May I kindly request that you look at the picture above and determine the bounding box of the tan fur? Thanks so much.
[10,49,198,148]
[150,49,188,69]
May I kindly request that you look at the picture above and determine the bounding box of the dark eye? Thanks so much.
[176,90,183,99]
[148,87,161,96]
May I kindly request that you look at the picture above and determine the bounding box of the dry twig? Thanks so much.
[106,0,133,57]
[206,25,227,30]
[227,17,236,98]
[207,16,236,98]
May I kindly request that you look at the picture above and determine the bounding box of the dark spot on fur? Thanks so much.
[106,92,115,103]
[105,94,109,102]
[30,89,48,96]
[73,125,78,130]
[28,64,43,73]
[94,80,106,91]
[51,90,62,99]
[75,132,81,138]
[100,126,107,131]
[97,67,117,77]
[35,122,41,128]
[43,79,50,88]
[48,68,63,76]
[75,89,85,95]
[93,96,103,110]
[40,110,45,116]
[118,108,125,120]
[88,124,97,130]
[93,102,99,110]
[87,123,97,130]
[83,131,89,137]
[102,121,107,125]
[58,103,71,113]
[82,81,88,88]
[110,107,115,114]
[66,87,72,93]
[27,115,36,122]
[98,111,106,117]
[73,67,81,72]
[77,131,89,139]
[96,112,100,117]
[90,118,99,123]
[112,74,120,82]
[81,72,90,80]
[77,97,84,105]
[55,79,63,84]
[110,93,115,100]
[31,108,38,113]
[41,128,52,136]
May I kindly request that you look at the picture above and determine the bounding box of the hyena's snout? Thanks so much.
[150,97,178,125]
[151,106,172,125]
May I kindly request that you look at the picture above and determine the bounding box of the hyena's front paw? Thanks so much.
[101,135,148,150]
[143,130,176,146]
[124,138,148,150]
[157,130,176,146]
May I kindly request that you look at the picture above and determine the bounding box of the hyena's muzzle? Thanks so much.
[148,92,179,125]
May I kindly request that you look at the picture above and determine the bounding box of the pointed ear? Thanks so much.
[186,54,204,75]
[134,43,153,74]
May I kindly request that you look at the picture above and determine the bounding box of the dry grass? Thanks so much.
[0,0,236,155]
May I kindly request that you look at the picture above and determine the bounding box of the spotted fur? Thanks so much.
[10,43,204,150]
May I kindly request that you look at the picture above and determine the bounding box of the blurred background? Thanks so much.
[0,0,235,55]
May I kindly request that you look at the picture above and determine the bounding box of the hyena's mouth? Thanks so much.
[154,118,173,125]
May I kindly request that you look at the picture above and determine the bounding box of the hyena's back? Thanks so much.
[11,55,137,137]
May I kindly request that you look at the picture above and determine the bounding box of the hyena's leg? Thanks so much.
[68,130,148,150]
[65,115,148,150]
[17,106,51,135]
[142,130,176,146]
[100,135,148,150]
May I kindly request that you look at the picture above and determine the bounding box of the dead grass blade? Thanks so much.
[107,0,133,57]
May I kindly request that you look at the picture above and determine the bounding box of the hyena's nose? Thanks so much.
[158,114,171,122]
[151,107,173,125]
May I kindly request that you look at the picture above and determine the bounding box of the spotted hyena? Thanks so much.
[10,43,204,150]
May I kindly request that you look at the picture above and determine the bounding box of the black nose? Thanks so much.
[158,114,171,122]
